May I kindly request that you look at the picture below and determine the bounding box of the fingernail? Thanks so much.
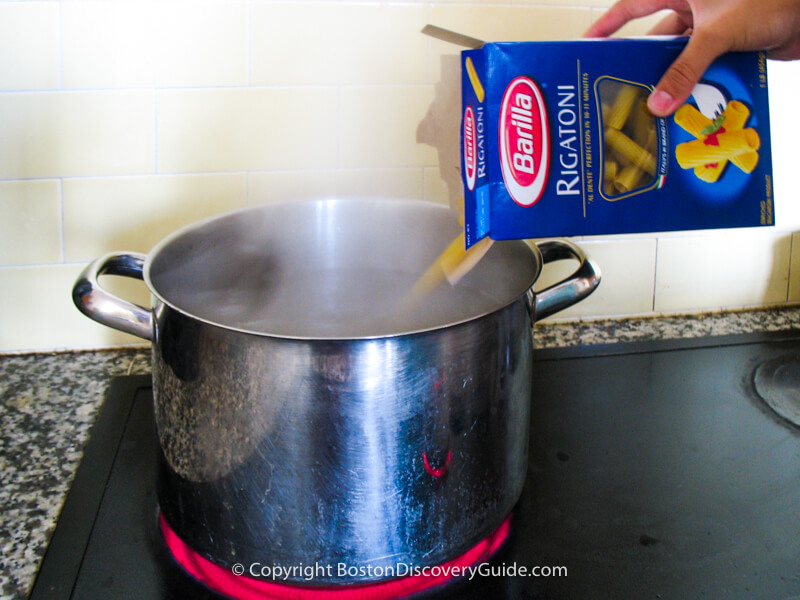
[647,89,677,116]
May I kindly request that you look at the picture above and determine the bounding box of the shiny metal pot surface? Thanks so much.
[73,198,600,584]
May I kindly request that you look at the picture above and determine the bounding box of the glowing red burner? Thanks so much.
[161,513,511,600]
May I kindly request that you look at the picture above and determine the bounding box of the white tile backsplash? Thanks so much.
[0,3,60,91]
[789,232,800,303]
[0,0,797,352]
[338,86,438,168]
[655,231,792,312]
[0,264,147,351]
[157,87,339,172]
[534,238,658,319]
[62,1,249,89]
[251,3,429,86]
[0,91,155,179]
[0,180,62,265]
[62,174,247,261]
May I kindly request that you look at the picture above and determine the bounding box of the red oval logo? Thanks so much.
[463,106,477,191]
[499,77,549,206]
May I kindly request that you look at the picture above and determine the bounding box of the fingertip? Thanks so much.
[647,89,681,117]
[583,26,601,39]
[583,21,611,39]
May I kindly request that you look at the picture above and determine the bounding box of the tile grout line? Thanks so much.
[153,91,159,174]
[247,0,254,88]
[56,1,64,90]
[246,0,253,203]
[58,1,66,265]
[652,237,660,313]
[786,232,795,302]
[59,178,66,265]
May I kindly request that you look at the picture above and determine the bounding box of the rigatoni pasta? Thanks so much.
[615,164,647,195]
[598,79,659,199]
[732,150,759,173]
[694,162,725,183]
[605,84,640,131]
[604,128,657,175]
[674,104,712,138]
[676,128,760,168]
[674,98,760,181]
[723,100,751,130]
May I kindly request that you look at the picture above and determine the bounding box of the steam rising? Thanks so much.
[146,199,537,339]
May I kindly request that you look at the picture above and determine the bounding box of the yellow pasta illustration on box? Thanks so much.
[597,79,661,201]
[674,99,760,182]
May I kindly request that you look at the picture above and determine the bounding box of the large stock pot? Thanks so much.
[72,198,600,584]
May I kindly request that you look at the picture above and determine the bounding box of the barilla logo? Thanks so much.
[464,106,477,191]
[499,77,549,206]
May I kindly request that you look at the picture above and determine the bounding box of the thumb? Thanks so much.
[648,32,726,116]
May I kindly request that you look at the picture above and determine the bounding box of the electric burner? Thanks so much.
[161,512,510,600]
[753,352,800,427]
[30,332,800,599]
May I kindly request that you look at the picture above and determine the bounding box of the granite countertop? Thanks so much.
[2,307,800,600]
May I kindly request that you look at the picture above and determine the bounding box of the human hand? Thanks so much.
[584,0,800,116]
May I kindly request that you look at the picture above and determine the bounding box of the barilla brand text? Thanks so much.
[463,105,486,191]
[499,77,549,206]
[499,80,581,206]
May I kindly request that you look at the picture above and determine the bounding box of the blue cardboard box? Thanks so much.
[461,38,773,248]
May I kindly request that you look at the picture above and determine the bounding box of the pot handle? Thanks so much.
[532,240,601,322]
[72,252,153,341]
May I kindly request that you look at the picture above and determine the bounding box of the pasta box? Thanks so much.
[459,37,774,247]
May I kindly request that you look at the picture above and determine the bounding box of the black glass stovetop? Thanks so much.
[30,333,800,599]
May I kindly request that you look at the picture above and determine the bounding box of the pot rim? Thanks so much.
[142,197,542,341]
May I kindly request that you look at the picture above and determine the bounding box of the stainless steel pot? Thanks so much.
[73,198,599,584]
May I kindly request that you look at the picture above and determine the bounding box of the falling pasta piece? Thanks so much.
[407,232,494,303]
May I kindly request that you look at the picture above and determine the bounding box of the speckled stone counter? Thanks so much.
[533,306,800,349]
[2,307,800,600]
